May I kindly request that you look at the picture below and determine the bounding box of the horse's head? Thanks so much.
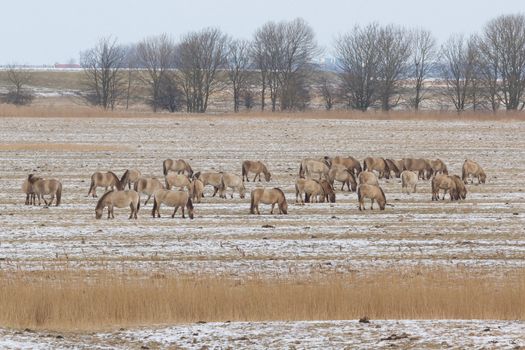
[480,171,486,184]
[95,208,103,219]
[264,171,271,182]
[280,199,288,214]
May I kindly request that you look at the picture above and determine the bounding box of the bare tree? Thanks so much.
[440,35,478,112]
[335,23,381,111]
[480,14,525,111]
[2,65,34,105]
[318,73,337,110]
[137,34,176,112]
[123,44,138,110]
[80,37,126,110]
[410,29,437,110]
[226,39,251,112]
[175,28,229,113]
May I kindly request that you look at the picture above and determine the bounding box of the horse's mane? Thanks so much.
[273,187,285,198]
[95,190,114,211]
[378,186,386,201]
[108,171,122,188]
[120,169,129,182]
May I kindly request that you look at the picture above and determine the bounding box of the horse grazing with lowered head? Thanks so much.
[134,177,165,205]
[22,175,42,205]
[358,171,379,186]
[250,187,288,215]
[163,159,193,177]
[120,169,142,189]
[385,159,401,178]
[88,171,123,198]
[331,156,362,176]
[429,159,448,176]
[358,184,386,211]
[299,158,330,180]
[328,164,357,192]
[189,178,204,203]
[363,157,391,179]
[432,174,464,201]
[403,158,433,180]
[242,160,271,182]
[28,174,62,206]
[194,171,223,197]
[219,173,246,199]
[295,178,335,204]
[152,189,194,219]
[165,173,192,192]
[95,190,140,219]
[462,159,486,184]
[401,170,418,194]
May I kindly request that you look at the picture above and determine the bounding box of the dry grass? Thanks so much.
[0,103,524,120]
[0,268,523,331]
[0,143,129,152]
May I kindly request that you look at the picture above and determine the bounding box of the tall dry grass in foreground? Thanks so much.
[0,268,524,331]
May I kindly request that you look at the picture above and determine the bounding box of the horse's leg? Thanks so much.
[128,182,131,190]
[270,203,275,214]
[253,174,258,182]
[212,187,219,197]
[129,203,134,219]
[172,206,179,218]
[370,199,374,210]
[341,182,345,191]
[144,194,151,206]
[181,206,185,219]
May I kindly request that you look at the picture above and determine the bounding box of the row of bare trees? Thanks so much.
[78,14,525,113]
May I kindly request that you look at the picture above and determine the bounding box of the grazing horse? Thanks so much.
[250,187,288,215]
[242,160,271,182]
[134,177,165,205]
[28,174,62,206]
[429,159,448,176]
[331,156,362,176]
[219,173,246,199]
[163,159,193,177]
[189,178,204,203]
[451,175,467,200]
[363,157,390,179]
[194,171,224,197]
[462,159,486,184]
[88,171,123,197]
[165,173,192,191]
[95,190,140,219]
[431,174,459,201]
[358,184,386,211]
[22,175,42,205]
[401,170,418,194]
[299,158,330,179]
[295,178,335,204]
[385,159,401,178]
[120,169,142,189]
[328,164,357,192]
[403,158,433,180]
[152,189,194,219]
[358,171,379,186]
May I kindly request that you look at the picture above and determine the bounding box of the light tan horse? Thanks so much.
[358,184,386,211]
[250,187,288,215]
[403,158,433,180]
[431,174,458,201]
[299,158,330,179]
[363,157,390,179]
[152,189,194,219]
[295,178,323,204]
[331,156,362,176]
[358,171,379,186]
[163,159,193,177]
[28,174,62,206]
[242,160,271,182]
[189,178,204,203]
[95,190,140,219]
[22,175,42,205]
[328,164,357,192]
[429,159,448,176]
[194,171,223,197]
[219,173,246,199]
[401,170,418,194]
[462,159,486,184]
[88,171,123,197]
[385,159,401,178]
[134,177,165,205]
[120,169,142,189]
[165,173,192,191]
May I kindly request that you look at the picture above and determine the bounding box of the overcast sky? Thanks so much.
[1,0,524,65]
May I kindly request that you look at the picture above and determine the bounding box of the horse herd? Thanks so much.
[20,157,487,219]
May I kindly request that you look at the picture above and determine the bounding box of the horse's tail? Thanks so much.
[186,197,194,210]
[462,162,467,181]
[88,176,95,196]
[152,196,158,217]
[165,176,171,190]
[242,162,246,181]
[362,159,368,171]
[250,192,255,214]
[357,185,362,202]
[56,182,62,206]
[134,180,139,192]
[299,162,304,178]
[443,163,448,175]
[136,195,141,213]
[163,159,169,176]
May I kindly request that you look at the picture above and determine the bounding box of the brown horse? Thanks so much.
[152,189,194,219]
[194,171,223,197]
[385,159,401,178]
[134,177,165,205]
[88,171,123,197]
[451,175,467,200]
[358,184,386,211]
[22,175,42,205]
[250,187,288,215]
[242,160,271,182]
[189,178,204,203]
[120,169,142,189]
[328,164,357,192]
[295,178,335,204]
[431,174,458,201]
[299,158,330,179]
[429,159,448,176]
[462,159,486,184]
[28,174,62,206]
[358,171,379,186]
[363,157,390,179]
[331,156,362,176]
[403,158,433,180]
[163,159,194,177]
[95,190,140,219]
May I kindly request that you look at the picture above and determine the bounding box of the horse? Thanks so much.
[95,190,140,219]
[328,164,357,192]
[299,158,330,180]
[22,175,42,205]
[358,184,386,211]
[429,159,448,176]
[403,158,433,180]
[219,173,246,199]
[363,157,390,179]
[250,187,288,215]
[385,159,401,178]
[134,177,165,205]
[451,175,467,200]
[331,156,362,176]
[163,159,193,177]
[27,174,62,206]
[242,160,271,182]
[462,159,486,184]
[88,171,123,197]
[358,171,379,186]
[194,172,223,197]
[295,178,335,204]
[431,174,458,201]
[120,169,142,189]
[401,170,418,194]
[152,189,194,219]
[189,178,204,203]
[165,173,192,191]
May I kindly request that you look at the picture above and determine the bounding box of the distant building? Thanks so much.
[54,63,81,69]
